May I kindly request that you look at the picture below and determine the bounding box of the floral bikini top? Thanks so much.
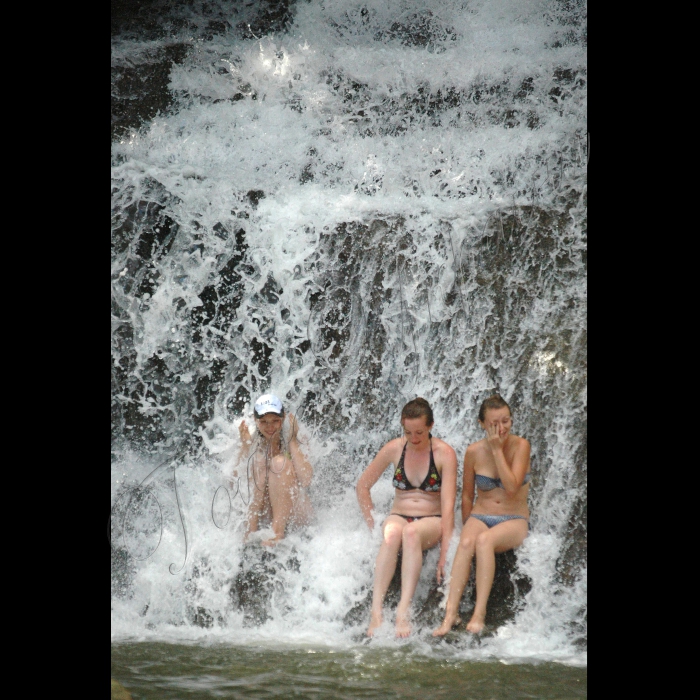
[392,436,441,492]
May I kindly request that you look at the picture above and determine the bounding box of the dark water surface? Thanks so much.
[111,642,586,699]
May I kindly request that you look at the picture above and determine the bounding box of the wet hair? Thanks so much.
[478,394,511,422]
[401,397,434,427]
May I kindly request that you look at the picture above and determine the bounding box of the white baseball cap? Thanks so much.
[254,394,284,416]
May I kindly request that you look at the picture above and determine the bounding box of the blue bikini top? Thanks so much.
[475,473,531,491]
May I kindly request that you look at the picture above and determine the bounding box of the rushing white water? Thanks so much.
[111,0,586,666]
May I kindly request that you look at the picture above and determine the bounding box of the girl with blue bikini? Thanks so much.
[356,398,457,638]
[433,395,531,636]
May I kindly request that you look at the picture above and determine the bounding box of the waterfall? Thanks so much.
[111,0,586,663]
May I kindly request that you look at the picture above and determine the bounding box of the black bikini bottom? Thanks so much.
[391,513,441,524]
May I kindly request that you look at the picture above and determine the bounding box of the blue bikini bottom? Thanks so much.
[469,514,530,529]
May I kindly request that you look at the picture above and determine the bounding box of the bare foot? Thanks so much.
[395,614,412,638]
[432,614,462,637]
[367,612,383,637]
[261,537,281,547]
[466,614,485,634]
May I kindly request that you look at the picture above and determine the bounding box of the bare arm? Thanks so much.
[355,440,398,530]
[436,442,458,583]
[234,419,264,540]
[485,426,531,495]
[231,419,254,485]
[287,413,313,488]
[461,446,476,523]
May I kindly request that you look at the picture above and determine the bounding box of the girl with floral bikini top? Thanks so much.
[356,398,457,638]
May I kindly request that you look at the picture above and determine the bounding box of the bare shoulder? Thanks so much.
[465,439,487,456]
[433,437,456,459]
[380,437,405,460]
[432,438,457,470]
[510,434,531,451]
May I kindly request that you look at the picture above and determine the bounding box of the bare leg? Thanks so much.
[467,519,529,633]
[367,517,405,636]
[263,455,298,545]
[245,459,270,540]
[432,517,487,636]
[394,517,442,638]
[289,487,314,529]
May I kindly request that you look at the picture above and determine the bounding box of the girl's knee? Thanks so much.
[270,454,292,471]
[475,531,495,550]
[383,525,404,548]
[402,523,420,545]
[459,534,476,553]
[268,456,295,483]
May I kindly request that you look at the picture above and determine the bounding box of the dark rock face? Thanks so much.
[228,544,301,627]
[112,0,296,40]
[112,1,298,142]
[111,545,137,600]
[111,43,191,143]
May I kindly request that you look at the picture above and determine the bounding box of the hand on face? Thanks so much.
[481,408,511,451]
[485,421,506,450]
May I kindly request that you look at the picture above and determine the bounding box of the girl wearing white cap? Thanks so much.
[236,394,314,547]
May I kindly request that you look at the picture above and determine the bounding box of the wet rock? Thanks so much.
[555,464,587,588]
[246,190,266,208]
[112,1,296,43]
[234,0,296,39]
[375,10,458,53]
[229,544,300,627]
[570,608,587,649]
[191,606,214,629]
[110,544,136,600]
[111,180,181,260]
[111,42,191,143]
[184,557,224,629]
